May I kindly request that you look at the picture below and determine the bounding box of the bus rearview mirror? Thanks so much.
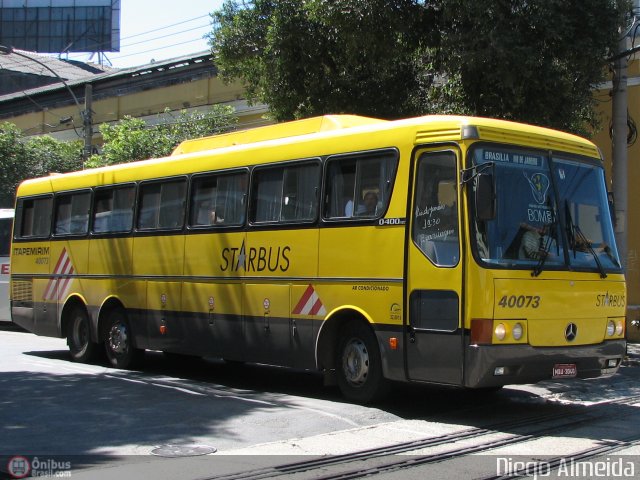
[475,174,496,221]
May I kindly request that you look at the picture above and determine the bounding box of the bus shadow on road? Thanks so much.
[17,347,640,434]
[21,348,516,412]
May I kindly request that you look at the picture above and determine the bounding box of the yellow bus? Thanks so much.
[10,115,626,403]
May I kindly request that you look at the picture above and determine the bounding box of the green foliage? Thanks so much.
[0,123,82,207]
[210,0,437,120]
[210,0,628,133]
[0,123,28,207]
[26,135,83,175]
[85,116,163,168]
[86,106,237,168]
[437,0,627,135]
[0,107,237,204]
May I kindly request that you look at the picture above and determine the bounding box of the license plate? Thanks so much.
[553,363,577,378]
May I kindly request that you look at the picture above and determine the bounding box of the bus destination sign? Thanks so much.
[482,149,544,167]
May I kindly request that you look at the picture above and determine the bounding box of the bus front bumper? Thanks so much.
[464,340,626,389]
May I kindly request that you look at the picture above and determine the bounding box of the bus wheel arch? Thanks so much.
[316,308,369,372]
[317,308,389,403]
[61,297,98,363]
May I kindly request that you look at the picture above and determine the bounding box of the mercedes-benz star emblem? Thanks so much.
[565,323,578,342]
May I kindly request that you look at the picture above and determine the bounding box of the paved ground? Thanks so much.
[2,325,640,479]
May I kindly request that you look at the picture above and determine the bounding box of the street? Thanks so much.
[2,325,640,479]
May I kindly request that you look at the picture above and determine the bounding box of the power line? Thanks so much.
[120,24,210,49]
[63,15,213,58]
[120,14,210,41]
[115,38,209,59]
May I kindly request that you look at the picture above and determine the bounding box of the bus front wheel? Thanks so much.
[67,306,97,363]
[104,309,143,369]
[336,322,388,404]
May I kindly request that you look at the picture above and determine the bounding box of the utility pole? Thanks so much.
[83,84,93,164]
[612,33,629,270]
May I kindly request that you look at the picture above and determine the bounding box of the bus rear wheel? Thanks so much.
[336,322,389,404]
[67,306,97,363]
[104,309,143,369]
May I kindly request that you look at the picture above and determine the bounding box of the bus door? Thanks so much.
[405,149,464,384]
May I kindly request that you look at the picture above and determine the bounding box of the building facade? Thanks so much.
[0,50,268,144]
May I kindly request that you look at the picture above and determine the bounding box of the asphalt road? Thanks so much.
[2,325,640,479]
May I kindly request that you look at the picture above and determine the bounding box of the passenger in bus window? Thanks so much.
[344,199,354,217]
[359,191,379,216]
[209,208,224,225]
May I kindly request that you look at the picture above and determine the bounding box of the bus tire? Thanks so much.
[67,306,97,363]
[104,309,143,369]
[336,322,389,404]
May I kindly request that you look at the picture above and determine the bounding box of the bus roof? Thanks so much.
[171,115,388,155]
[15,114,601,197]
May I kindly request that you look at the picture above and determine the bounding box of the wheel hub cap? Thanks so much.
[342,338,369,386]
[109,324,128,354]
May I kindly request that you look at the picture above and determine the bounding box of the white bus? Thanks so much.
[0,209,14,322]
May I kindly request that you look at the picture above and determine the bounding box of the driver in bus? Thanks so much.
[518,223,551,260]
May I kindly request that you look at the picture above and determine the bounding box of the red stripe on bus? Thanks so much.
[51,248,68,274]
[309,298,324,316]
[292,284,314,314]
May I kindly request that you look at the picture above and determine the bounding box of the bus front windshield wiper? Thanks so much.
[564,201,607,279]
[531,200,559,277]
[532,222,555,277]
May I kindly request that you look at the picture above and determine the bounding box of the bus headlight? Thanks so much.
[606,320,616,337]
[495,323,507,341]
[616,319,624,336]
[512,323,523,341]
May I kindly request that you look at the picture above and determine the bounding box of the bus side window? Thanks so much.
[281,163,319,222]
[252,168,281,223]
[250,161,319,224]
[15,196,52,238]
[54,191,90,236]
[412,151,459,266]
[325,160,356,218]
[218,172,248,225]
[323,150,398,220]
[138,179,186,230]
[92,185,135,233]
[189,171,248,228]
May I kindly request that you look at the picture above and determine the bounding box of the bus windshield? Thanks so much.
[472,145,621,273]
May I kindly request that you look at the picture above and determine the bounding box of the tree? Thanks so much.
[0,123,82,207]
[209,0,628,134]
[210,0,437,120]
[437,0,627,135]
[0,123,29,207]
[86,106,237,168]
[26,135,83,175]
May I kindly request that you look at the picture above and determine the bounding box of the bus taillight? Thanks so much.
[470,318,493,345]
